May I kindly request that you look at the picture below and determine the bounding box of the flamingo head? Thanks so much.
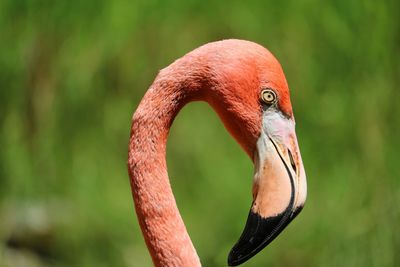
[200,40,307,265]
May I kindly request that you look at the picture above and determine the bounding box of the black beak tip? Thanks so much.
[228,247,256,266]
[227,252,237,266]
[227,250,243,266]
[227,207,303,266]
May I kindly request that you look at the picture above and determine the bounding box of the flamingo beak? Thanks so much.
[228,110,307,266]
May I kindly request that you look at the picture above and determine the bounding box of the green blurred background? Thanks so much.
[1,0,399,266]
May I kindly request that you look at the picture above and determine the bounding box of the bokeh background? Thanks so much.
[1,0,399,266]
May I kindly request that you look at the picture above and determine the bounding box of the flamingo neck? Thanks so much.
[128,69,203,266]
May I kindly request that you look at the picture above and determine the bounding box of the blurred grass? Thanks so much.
[0,0,399,266]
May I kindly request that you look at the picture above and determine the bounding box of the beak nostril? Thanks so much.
[288,149,296,173]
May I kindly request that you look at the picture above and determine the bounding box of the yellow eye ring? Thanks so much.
[260,89,277,104]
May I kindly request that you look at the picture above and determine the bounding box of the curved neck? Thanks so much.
[128,69,203,266]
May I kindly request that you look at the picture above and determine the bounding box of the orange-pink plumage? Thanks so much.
[128,39,306,266]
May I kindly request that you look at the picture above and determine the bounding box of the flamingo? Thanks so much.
[127,39,307,266]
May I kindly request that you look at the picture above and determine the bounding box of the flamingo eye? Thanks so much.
[260,89,277,105]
